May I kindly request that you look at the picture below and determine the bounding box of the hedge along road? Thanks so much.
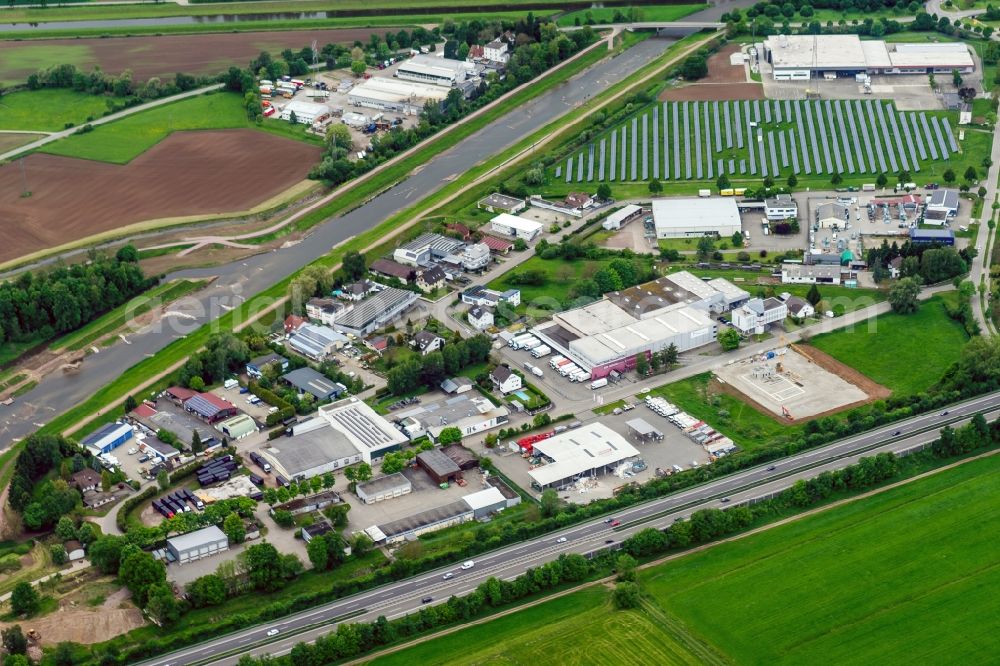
[0,33,692,448]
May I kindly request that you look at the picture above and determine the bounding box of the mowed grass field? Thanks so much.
[0,88,121,132]
[643,452,1000,665]
[556,4,703,26]
[39,91,320,163]
[368,587,707,666]
[810,293,968,394]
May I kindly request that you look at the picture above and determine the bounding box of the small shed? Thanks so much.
[64,540,85,562]
[626,418,663,442]
[356,473,412,505]
[416,449,461,484]
[463,486,508,519]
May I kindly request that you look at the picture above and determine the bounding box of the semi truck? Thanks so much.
[591,378,608,390]
[531,345,551,358]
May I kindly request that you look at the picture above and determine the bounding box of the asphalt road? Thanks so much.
[137,389,1000,666]
[0,36,681,447]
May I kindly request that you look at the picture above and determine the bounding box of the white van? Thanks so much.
[461,561,475,570]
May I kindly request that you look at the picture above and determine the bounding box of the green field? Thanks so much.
[643,452,1000,665]
[369,587,708,665]
[810,293,968,394]
[0,89,123,132]
[38,91,319,163]
[376,452,1000,666]
[556,4,703,26]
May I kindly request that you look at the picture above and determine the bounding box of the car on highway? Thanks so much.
[442,572,454,580]
[941,410,949,416]
[421,596,433,604]
[892,430,901,436]
[461,561,475,570]
[721,497,730,503]
[604,539,614,544]
[266,629,279,637]
[556,537,567,543]
[766,465,776,471]
[609,520,621,527]
[604,518,614,524]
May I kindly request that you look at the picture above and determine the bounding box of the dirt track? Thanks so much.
[660,43,764,101]
[0,129,320,264]
[0,28,394,85]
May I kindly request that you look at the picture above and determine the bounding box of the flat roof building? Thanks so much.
[348,76,448,113]
[478,193,526,214]
[260,419,362,481]
[602,204,644,231]
[490,213,543,242]
[367,499,473,545]
[355,472,412,504]
[82,422,133,456]
[910,228,955,245]
[317,397,408,464]
[394,394,509,442]
[781,262,843,285]
[652,197,742,238]
[527,423,640,490]
[288,324,349,360]
[416,448,462,484]
[167,525,229,565]
[397,54,469,87]
[463,486,509,519]
[281,367,346,402]
[280,100,329,124]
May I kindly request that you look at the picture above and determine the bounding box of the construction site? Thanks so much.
[715,344,885,421]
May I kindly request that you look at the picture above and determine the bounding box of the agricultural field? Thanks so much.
[809,293,968,394]
[554,98,977,187]
[375,452,1000,666]
[0,89,123,132]
[555,4,703,26]
[1,128,320,264]
[0,28,394,87]
[369,587,708,666]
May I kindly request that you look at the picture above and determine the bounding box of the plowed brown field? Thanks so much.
[0,28,387,84]
[0,129,320,263]
[660,43,764,101]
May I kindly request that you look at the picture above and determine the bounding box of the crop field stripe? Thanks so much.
[898,110,920,173]
[920,113,939,160]
[704,103,713,179]
[788,129,800,174]
[931,116,950,159]
[942,118,959,153]
[795,101,811,175]
[674,102,681,179]
[910,113,928,161]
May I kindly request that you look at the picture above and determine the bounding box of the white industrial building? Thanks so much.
[396,54,470,87]
[602,204,645,231]
[461,243,491,271]
[317,397,408,465]
[764,194,798,221]
[490,213,543,241]
[731,297,788,335]
[526,423,640,490]
[355,473,412,504]
[332,287,419,337]
[652,198,742,238]
[347,76,448,113]
[781,262,843,285]
[260,419,363,481]
[815,202,850,229]
[280,100,329,124]
[394,394,509,442]
[762,34,974,81]
[167,525,229,565]
[926,189,960,217]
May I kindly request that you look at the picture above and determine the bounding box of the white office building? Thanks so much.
[461,243,491,271]
[490,213,543,241]
[317,397,409,465]
[764,194,798,221]
[731,297,788,334]
[396,55,469,87]
[279,100,329,124]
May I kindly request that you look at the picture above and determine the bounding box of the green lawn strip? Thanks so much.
[0,336,48,368]
[642,452,1000,666]
[487,255,623,305]
[556,4,704,26]
[809,293,968,394]
[650,372,799,452]
[0,88,122,132]
[52,279,207,352]
[37,31,714,447]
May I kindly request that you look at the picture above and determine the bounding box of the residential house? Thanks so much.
[306,298,350,327]
[367,336,389,354]
[284,314,307,334]
[411,331,445,356]
[247,353,289,380]
[72,468,102,493]
[164,386,196,406]
[477,193,526,214]
[484,39,509,64]
[784,295,815,319]
[467,44,484,61]
[468,306,494,331]
[461,243,491,272]
[440,377,474,394]
[446,223,472,241]
[462,285,521,308]
[64,540,85,562]
[282,367,347,401]
[342,281,377,301]
[565,192,593,210]
[416,265,446,292]
[490,365,522,394]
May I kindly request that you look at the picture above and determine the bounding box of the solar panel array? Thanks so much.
[560,100,963,183]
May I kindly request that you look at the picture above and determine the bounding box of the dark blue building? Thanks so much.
[909,228,954,246]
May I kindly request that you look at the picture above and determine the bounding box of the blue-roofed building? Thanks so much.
[82,422,133,455]
[909,228,955,246]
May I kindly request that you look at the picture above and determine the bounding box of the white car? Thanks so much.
[460,561,475,570]
[556,537,567,543]
[442,572,454,580]
[127,448,138,455]
[266,628,279,637]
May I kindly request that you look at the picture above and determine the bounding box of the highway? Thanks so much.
[138,389,1000,666]
[0,35,685,447]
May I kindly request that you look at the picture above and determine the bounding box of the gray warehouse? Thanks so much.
[333,287,419,337]
[355,473,412,504]
[166,525,229,565]
[260,419,362,481]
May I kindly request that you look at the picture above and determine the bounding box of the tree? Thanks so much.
[89,535,126,574]
[187,574,227,608]
[718,327,741,351]
[246,542,283,592]
[888,277,921,314]
[156,468,169,490]
[806,283,822,306]
[596,183,612,201]
[101,468,112,492]
[351,60,367,76]
[664,343,679,367]
[191,429,203,454]
[540,489,560,518]
[52,642,76,666]
[123,395,137,413]
[2,625,27,655]
[10,583,38,616]
[731,231,743,248]
[952,68,962,88]
[145,582,182,625]
[307,535,329,570]
[119,551,166,606]
[50,544,67,565]
[615,553,638,582]
[188,375,205,391]
[342,250,366,281]
[55,515,77,541]
[876,173,888,188]
[787,174,798,188]
[438,427,462,445]
[964,166,978,182]
[322,472,335,489]
[696,235,716,260]
[943,168,956,184]
[717,173,731,190]
[635,352,649,376]
[681,54,708,79]
[612,581,641,609]
[647,179,662,194]
[223,512,246,544]
[831,172,843,186]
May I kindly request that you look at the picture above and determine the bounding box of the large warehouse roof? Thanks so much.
[167,525,227,552]
[261,422,358,478]
[764,35,867,70]
[568,306,716,367]
[652,197,741,234]
[318,397,408,458]
[528,423,640,487]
